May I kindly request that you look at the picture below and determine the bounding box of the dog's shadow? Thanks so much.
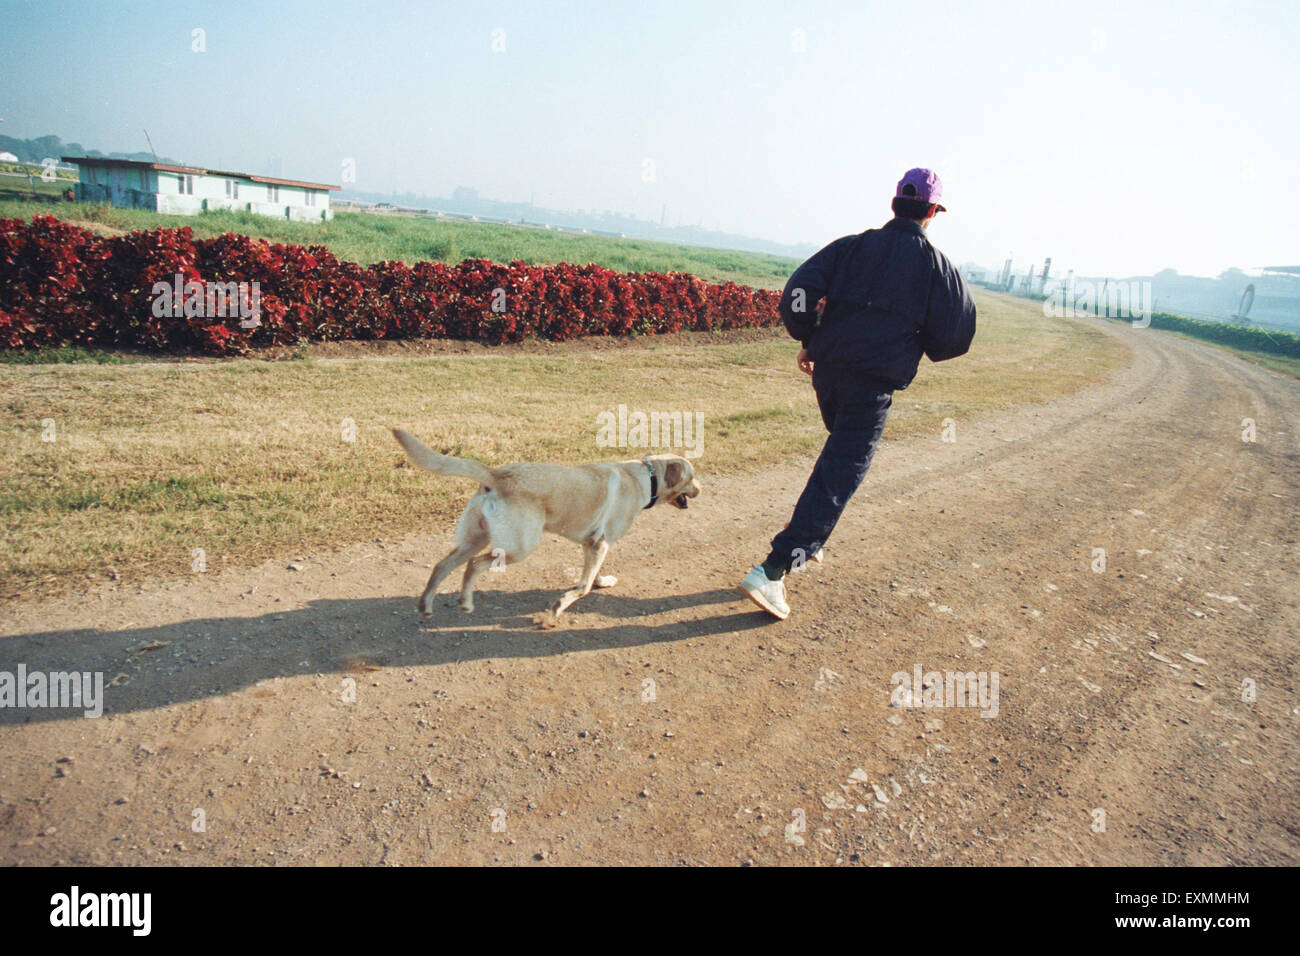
[0,585,775,725]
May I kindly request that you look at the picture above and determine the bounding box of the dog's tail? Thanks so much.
[391,429,495,487]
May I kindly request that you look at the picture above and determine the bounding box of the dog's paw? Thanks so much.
[532,609,561,630]
[458,599,475,613]
[594,574,618,589]
[417,600,435,618]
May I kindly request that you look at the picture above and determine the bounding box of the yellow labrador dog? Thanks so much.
[392,429,701,623]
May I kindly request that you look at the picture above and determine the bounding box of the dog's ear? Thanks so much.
[665,459,685,489]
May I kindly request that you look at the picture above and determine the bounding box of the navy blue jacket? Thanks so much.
[780,217,976,390]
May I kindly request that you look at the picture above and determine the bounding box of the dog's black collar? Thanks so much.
[644,460,658,509]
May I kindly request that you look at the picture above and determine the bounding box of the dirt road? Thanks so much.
[2,316,1297,865]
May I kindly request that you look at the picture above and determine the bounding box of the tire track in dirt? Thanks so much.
[1,317,1296,865]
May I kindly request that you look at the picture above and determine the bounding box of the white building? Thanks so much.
[0,151,19,163]
[62,156,339,222]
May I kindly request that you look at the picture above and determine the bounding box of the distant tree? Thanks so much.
[33,134,63,156]
[0,134,180,166]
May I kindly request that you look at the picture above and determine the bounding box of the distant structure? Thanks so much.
[334,183,817,259]
[1232,283,1256,321]
[0,151,18,163]
[60,156,339,222]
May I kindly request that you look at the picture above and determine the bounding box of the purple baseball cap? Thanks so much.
[896,168,947,212]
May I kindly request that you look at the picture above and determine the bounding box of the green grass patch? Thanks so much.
[1129,312,1300,359]
[721,406,799,425]
[0,197,799,289]
[0,345,133,365]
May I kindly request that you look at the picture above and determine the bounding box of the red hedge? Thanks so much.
[0,215,782,356]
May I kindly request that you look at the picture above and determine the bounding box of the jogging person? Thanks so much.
[738,167,977,619]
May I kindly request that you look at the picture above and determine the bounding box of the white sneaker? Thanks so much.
[738,566,790,620]
[811,547,824,564]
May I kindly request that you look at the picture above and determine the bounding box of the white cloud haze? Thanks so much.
[2,0,1295,278]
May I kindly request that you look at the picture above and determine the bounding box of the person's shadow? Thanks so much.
[0,585,772,725]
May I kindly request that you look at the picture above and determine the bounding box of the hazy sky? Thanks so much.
[3,0,1296,278]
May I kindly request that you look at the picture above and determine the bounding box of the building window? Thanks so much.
[305,189,316,207]
[178,174,193,195]
[225,179,240,199]
[267,184,280,202]
[139,170,148,190]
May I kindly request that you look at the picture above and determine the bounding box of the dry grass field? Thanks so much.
[0,289,1125,603]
